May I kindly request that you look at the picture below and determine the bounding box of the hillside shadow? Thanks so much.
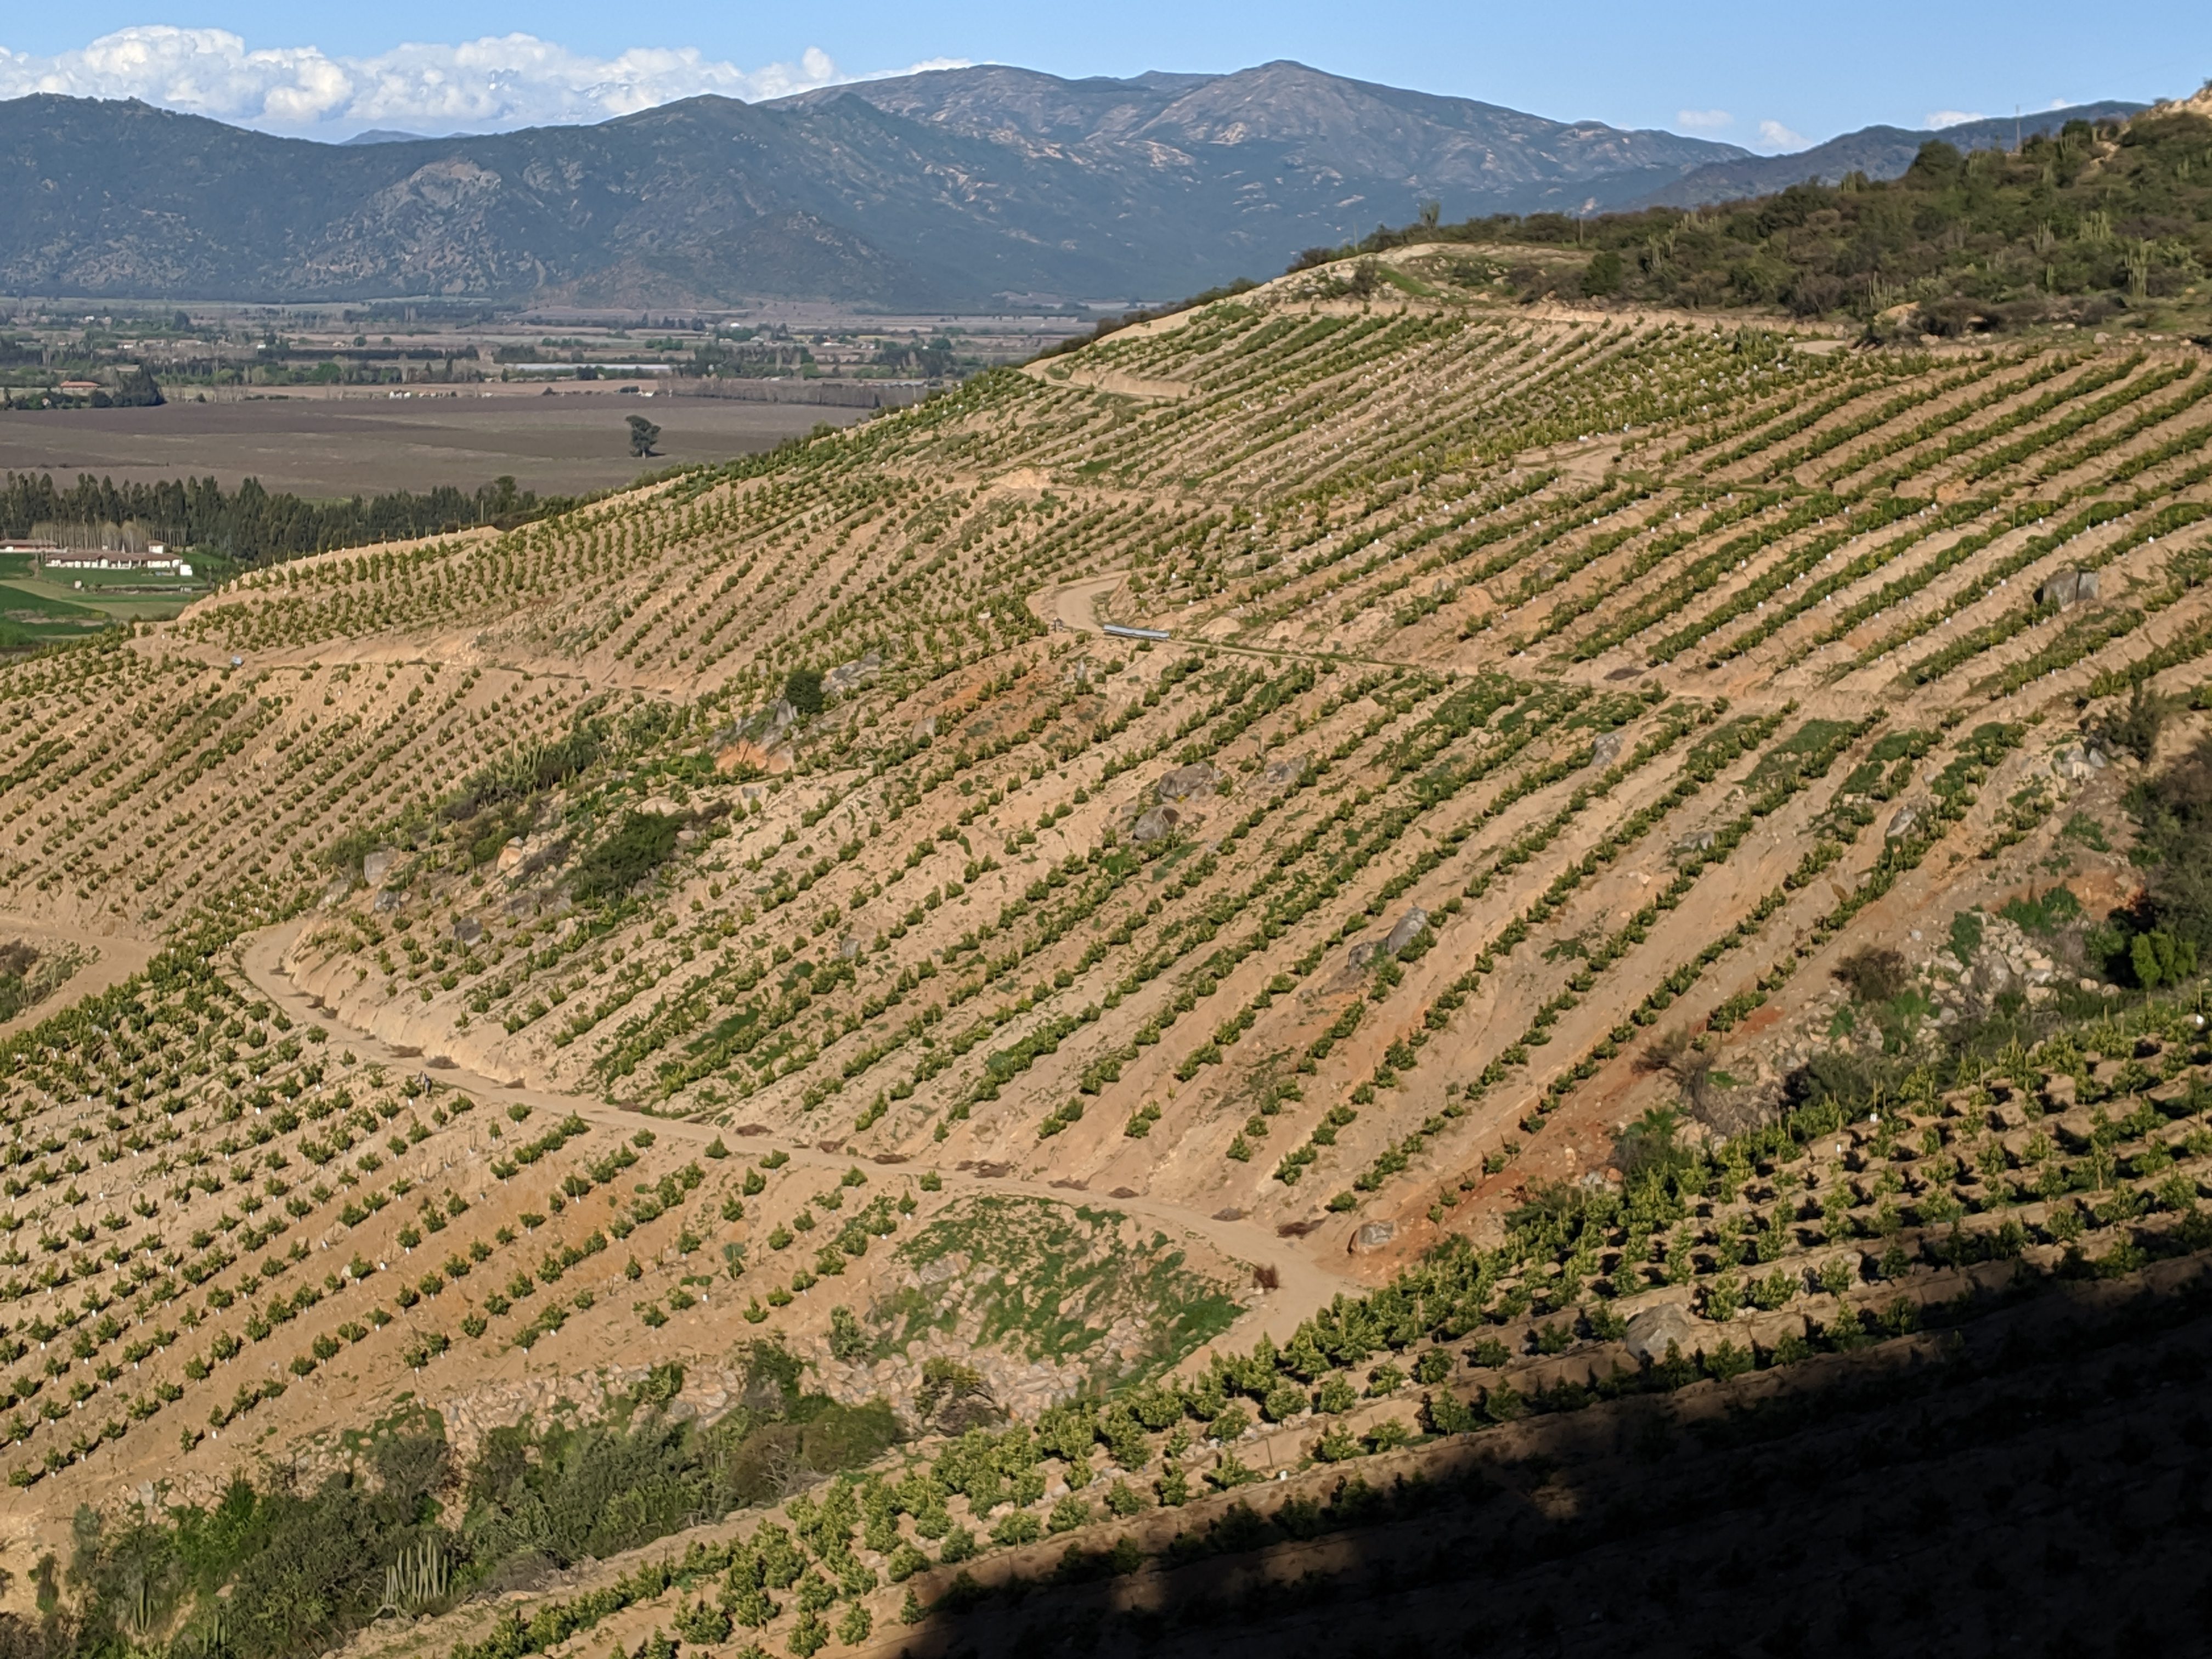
[885,1267,2212,1658]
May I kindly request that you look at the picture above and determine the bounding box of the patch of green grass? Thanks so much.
[875,1195,1239,1383]
[2061,812,2112,852]
[2000,885,2084,934]
[0,615,112,652]
[1375,265,1440,298]
[1149,842,1199,879]
[1878,988,1934,1053]
[1868,729,1939,763]
[1949,909,1985,963]
[0,582,104,618]
[1745,719,1858,788]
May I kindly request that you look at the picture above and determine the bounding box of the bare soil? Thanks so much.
[0,391,863,498]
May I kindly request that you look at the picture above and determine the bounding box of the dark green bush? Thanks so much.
[573,812,684,900]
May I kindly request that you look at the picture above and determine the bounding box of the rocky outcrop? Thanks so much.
[2038,567,2101,609]
[1155,761,1222,803]
[1383,906,1430,956]
[1623,1302,1704,1363]
[2051,743,2110,781]
[824,650,884,695]
[1130,804,1186,844]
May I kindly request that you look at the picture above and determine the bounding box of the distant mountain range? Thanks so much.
[0,64,2147,308]
[1644,103,2147,207]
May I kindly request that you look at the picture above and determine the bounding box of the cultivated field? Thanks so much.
[0,391,865,499]
[7,249,2212,1654]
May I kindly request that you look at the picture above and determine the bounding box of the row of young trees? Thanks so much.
[0,471,588,565]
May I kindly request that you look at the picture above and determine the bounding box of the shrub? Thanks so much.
[2130,929,2197,989]
[572,811,684,900]
[828,1304,870,1363]
[990,1510,1043,1547]
[1833,947,1910,1005]
[783,667,826,716]
[2094,680,2170,765]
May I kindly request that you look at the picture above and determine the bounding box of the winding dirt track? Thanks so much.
[234,919,1361,1371]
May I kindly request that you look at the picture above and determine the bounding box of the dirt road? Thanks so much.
[234,920,1358,1364]
[1025,570,1131,636]
[0,917,158,1042]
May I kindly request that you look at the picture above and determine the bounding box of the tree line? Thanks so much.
[0,470,588,565]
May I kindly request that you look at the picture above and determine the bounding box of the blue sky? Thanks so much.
[2,2,2207,146]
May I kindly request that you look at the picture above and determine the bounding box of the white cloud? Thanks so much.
[0,26,968,134]
[1675,108,1732,130]
[1755,119,1807,150]
[1925,109,1986,129]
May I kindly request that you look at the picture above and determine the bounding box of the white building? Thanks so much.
[40,545,193,577]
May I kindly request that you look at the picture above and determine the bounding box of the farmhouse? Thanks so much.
[40,544,194,576]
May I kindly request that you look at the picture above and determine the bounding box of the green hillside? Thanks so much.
[1333,103,2212,337]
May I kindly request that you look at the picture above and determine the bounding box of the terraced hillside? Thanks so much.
[8,251,2212,1656]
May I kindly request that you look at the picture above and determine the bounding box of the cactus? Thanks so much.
[379,1537,450,1617]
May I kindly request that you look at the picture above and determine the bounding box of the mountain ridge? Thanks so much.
[1634,100,2148,207]
[0,62,1747,307]
[0,66,2155,308]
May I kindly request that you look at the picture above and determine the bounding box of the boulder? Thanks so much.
[494,839,527,874]
[1383,906,1430,956]
[453,917,484,947]
[1673,830,1716,857]
[1129,805,1183,844]
[1623,1302,1703,1364]
[1155,761,1221,803]
[1589,730,1626,769]
[1886,803,1925,840]
[935,1393,1008,1434]
[1347,940,1377,969]
[372,888,404,913]
[2038,567,2100,609]
[1264,754,1311,788]
[911,714,939,741]
[1350,1221,1397,1254]
[515,839,571,880]
[362,848,400,887]
[824,650,884,695]
[2051,743,2109,781]
[318,877,352,910]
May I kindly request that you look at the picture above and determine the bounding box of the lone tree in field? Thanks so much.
[782,666,825,717]
[627,414,662,458]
